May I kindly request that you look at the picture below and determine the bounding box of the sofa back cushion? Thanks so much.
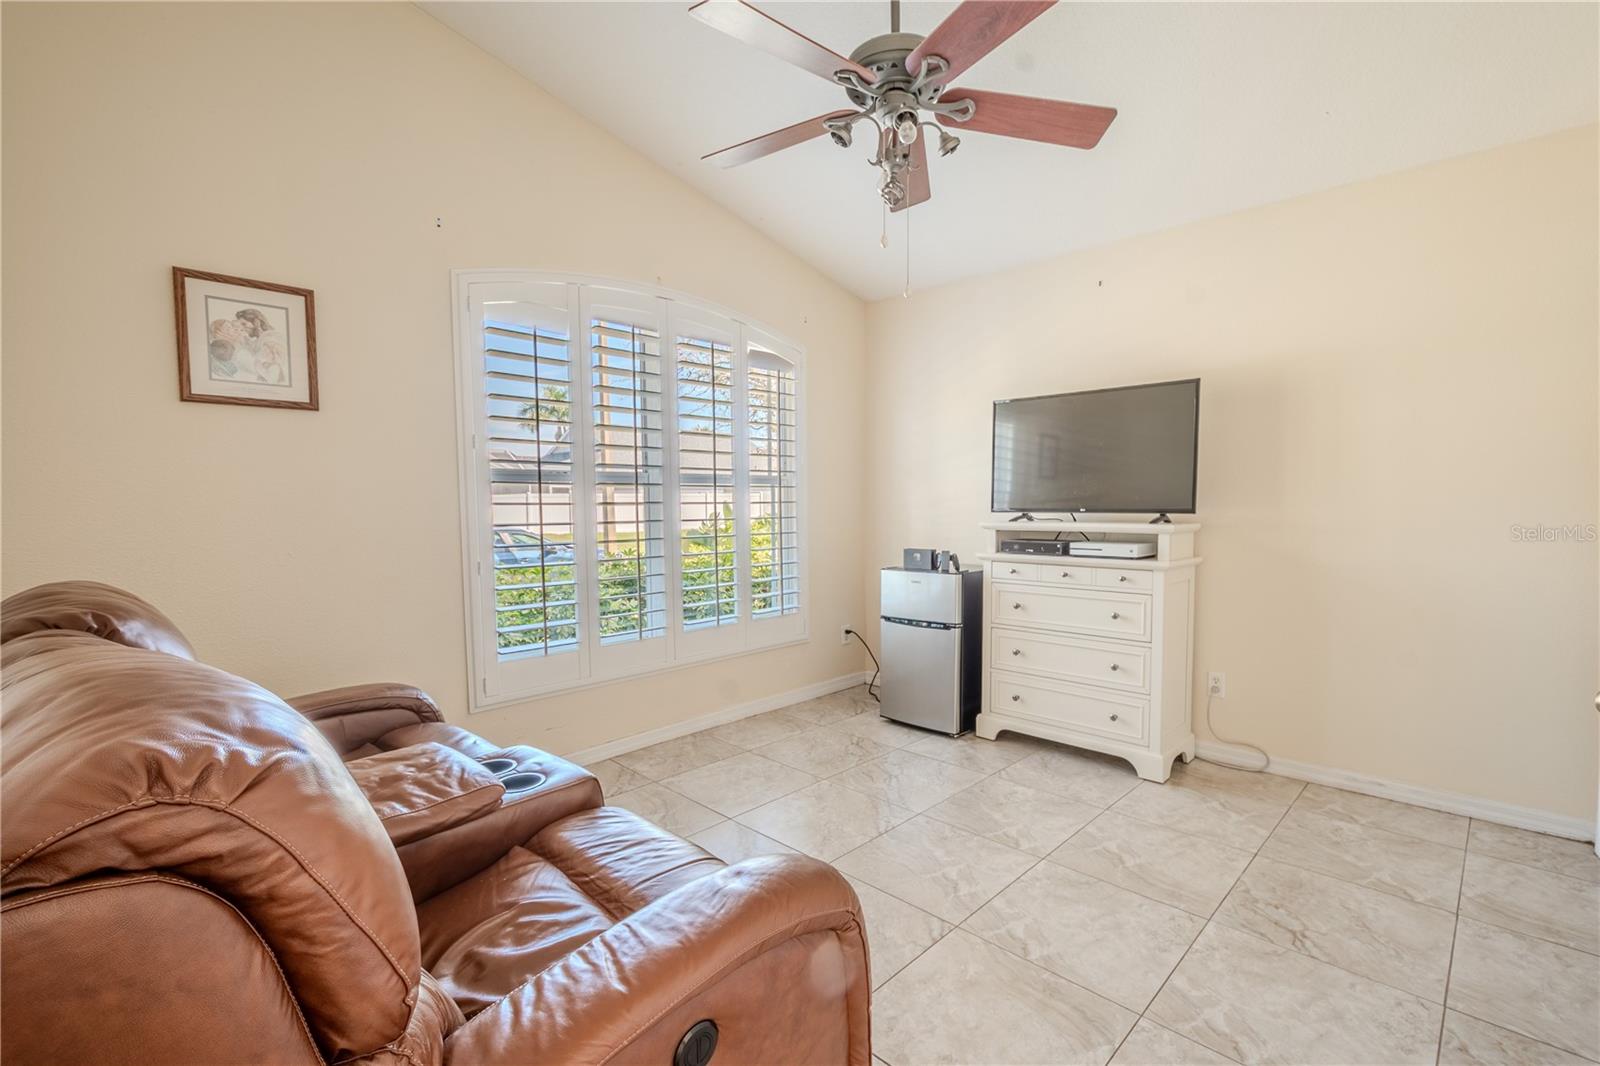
[0,629,421,1061]
[0,580,195,659]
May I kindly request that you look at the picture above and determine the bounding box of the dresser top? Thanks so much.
[979,520,1200,535]
[977,552,1201,572]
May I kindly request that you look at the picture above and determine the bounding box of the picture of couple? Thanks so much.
[206,300,290,386]
[174,267,318,410]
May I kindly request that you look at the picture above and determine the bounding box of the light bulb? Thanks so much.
[894,112,918,146]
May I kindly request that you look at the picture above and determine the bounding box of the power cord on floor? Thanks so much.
[843,628,881,702]
[1203,686,1269,772]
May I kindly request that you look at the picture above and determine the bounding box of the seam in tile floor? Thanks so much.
[1434,818,1470,1064]
[1102,775,1303,1064]
[593,686,1600,1066]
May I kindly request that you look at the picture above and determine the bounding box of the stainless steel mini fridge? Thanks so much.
[878,567,984,735]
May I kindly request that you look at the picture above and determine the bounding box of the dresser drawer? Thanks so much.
[992,561,1040,582]
[991,671,1147,742]
[990,627,1149,692]
[992,583,1152,641]
[1038,563,1095,587]
[1093,568,1154,592]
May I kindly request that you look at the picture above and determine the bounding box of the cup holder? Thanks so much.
[479,757,517,775]
[499,771,546,794]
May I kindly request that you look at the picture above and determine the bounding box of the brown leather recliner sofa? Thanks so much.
[0,581,871,1065]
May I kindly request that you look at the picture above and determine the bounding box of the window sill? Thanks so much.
[467,630,810,714]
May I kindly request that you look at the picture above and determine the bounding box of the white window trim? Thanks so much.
[451,270,810,712]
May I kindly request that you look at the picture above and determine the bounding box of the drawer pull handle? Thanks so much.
[1118,575,1128,583]
[1109,664,1120,672]
[1109,713,1119,722]
[1061,571,1071,578]
[1011,694,1021,703]
[1011,649,1021,656]
[1110,612,1121,620]
[1012,603,1022,610]
[1008,568,1019,575]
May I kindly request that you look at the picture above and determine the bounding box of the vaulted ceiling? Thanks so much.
[424,2,1599,300]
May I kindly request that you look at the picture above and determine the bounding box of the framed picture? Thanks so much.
[173,267,318,410]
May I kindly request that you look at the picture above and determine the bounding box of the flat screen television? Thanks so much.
[991,378,1200,515]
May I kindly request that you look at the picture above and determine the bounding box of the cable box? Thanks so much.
[1068,541,1157,559]
[998,540,1069,556]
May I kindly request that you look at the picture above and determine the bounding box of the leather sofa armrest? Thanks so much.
[346,743,506,847]
[396,746,603,903]
[442,856,872,1066]
[286,683,445,756]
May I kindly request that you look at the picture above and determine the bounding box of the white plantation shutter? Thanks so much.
[465,280,583,698]
[455,274,806,706]
[747,346,799,617]
[676,333,738,629]
[587,292,668,651]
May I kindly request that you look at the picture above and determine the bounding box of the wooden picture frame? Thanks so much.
[173,266,318,410]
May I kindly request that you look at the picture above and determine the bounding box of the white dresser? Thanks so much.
[976,521,1200,782]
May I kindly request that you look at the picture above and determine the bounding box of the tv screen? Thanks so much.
[991,379,1199,514]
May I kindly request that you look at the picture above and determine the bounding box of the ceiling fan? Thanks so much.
[689,0,1116,213]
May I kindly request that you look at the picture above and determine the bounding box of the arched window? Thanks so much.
[454,272,806,706]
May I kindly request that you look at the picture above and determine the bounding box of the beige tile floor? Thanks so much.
[589,686,1600,1066]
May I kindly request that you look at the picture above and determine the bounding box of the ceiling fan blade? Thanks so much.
[906,0,1056,84]
[703,110,858,168]
[689,0,876,86]
[891,135,930,213]
[938,88,1116,149]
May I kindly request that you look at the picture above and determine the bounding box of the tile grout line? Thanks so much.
[1104,777,1305,1066]
[829,733,1027,1014]
[1462,837,1600,890]
[1254,806,1600,960]
[1063,784,1570,1026]
[1438,1005,1600,1063]
[634,728,1509,991]
[1434,818,1471,1065]
[831,737,1187,1022]
[929,762,1275,1062]
[609,698,1594,1065]
[1196,786,1483,1008]
[1219,791,1467,916]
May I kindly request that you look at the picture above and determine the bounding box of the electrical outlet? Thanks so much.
[840,625,852,646]
[1208,672,1227,698]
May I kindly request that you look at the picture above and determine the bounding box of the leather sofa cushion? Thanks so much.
[418,847,614,1017]
[0,580,194,659]
[346,743,506,847]
[529,806,726,917]
[416,806,724,1017]
[361,725,606,903]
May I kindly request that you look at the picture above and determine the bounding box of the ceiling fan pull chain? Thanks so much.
[880,201,888,249]
[903,209,912,298]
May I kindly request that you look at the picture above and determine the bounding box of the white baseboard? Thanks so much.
[1198,742,1597,844]
[564,670,874,766]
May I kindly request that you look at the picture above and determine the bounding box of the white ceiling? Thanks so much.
[424,2,1599,301]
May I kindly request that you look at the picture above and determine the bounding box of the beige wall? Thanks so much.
[5,3,1595,826]
[0,2,868,754]
[865,125,1599,824]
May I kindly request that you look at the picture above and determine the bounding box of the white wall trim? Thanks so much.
[1199,742,1597,843]
[565,670,872,765]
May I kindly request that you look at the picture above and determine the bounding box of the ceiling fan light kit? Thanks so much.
[691,0,1116,215]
